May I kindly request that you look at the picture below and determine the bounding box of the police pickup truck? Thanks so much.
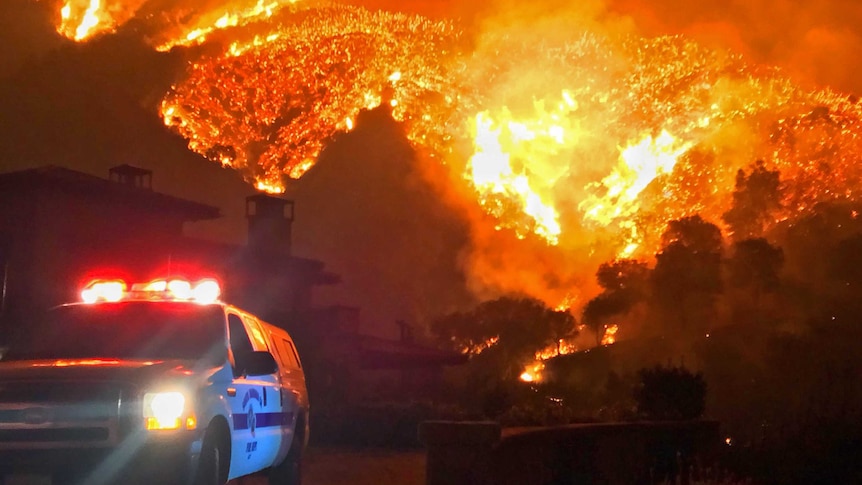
[0,278,309,485]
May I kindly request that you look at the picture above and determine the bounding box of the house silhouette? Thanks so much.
[0,164,464,415]
[0,164,334,325]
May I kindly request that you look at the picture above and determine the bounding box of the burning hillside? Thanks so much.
[55,0,300,47]
[160,5,463,191]
[48,0,862,315]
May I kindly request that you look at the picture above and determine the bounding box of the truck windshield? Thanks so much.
[2,302,226,361]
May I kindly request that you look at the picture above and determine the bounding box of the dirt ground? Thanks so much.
[233,447,426,485]
[5,447,426,485]
[301,447,425,485]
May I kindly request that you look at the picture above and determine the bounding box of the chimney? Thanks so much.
[109,164,152,190]
[396,320,414,343]
[246,194,294,256]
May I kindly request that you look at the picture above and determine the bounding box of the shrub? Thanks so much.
[634,364,706,420]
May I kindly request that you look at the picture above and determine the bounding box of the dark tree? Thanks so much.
[431,297,576,379]
[596,259,651,297]
[634,365,706,420]
[779,202,862,290]
[830,233,862,286]
[652,215,724,335]
[582,293,626,346]
[823,233,862,317]
[661,214,723,255]
[722,160,782,241]
[727,238,784,306]
[583,259,650,345]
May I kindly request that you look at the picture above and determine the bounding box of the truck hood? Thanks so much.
[0,358,216,388]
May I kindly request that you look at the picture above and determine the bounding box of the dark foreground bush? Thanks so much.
[496,398,587,428]
[635,364,706,420]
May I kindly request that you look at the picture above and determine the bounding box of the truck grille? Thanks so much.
[0,428,110,442]
[0,381,122,449]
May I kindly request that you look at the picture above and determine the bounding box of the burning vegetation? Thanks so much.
[49,2,862,291]
[48,0,862,343]
[55,0,300,48]
[160,5,462,189]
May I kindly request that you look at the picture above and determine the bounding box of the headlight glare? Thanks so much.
[143,391,194,430]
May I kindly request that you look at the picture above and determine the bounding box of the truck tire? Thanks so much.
[194,424,230,485]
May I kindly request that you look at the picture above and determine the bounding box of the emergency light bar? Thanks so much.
[81,278,221,304]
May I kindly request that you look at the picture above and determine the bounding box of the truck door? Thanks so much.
[269,334,305,459]
[225,313,283,478]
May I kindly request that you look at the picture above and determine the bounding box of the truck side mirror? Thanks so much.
[243,351,278,376]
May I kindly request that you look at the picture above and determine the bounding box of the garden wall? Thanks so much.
[420,420,720,485]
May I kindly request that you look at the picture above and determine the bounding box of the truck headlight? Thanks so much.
[143,391,196,430]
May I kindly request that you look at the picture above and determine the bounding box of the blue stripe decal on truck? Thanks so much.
[233,411,294,430]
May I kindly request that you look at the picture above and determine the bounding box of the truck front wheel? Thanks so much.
[194,424,230,485]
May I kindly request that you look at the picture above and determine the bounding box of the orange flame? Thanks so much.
[601,324,619,346]
[581,130,693,256]
[520,362,545,383]
[155,0,298,52]
[58,0,117,40]
[468,110,564,245]
[464,336,499,355]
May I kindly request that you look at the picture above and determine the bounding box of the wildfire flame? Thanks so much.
[58,0,120,40]
[50,1,862,327]
[601,324,619,346]
[159,5,462,191]
[154,0,299,52]
[468,110,564,244]
[55,0,300,48]
[581,130,694,255]
[519,333,582,384]
[463,336,500,356]
[520,362,545,383]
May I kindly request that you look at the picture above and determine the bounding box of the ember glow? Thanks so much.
[50,1,862,331]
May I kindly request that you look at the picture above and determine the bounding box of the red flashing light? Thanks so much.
[81,280,127,303]
[81,277,221,304]
[167,279,192,299]
[191,279,221,303]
